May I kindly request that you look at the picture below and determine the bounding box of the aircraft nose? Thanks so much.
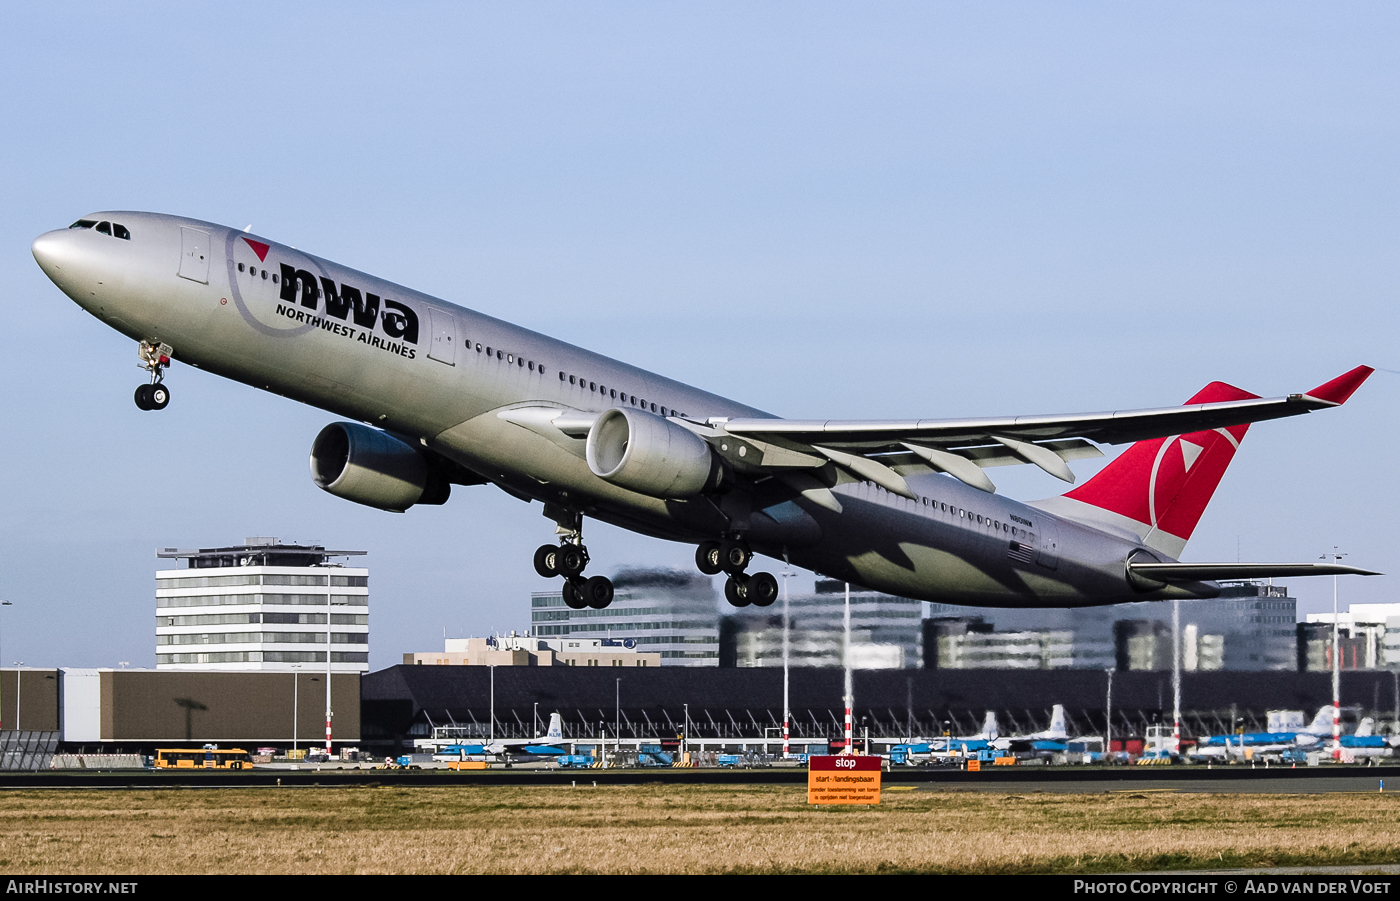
[31,229,75,280]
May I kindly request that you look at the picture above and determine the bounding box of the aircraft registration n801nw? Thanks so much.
[31,212,1378,610]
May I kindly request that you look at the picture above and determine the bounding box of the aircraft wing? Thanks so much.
[1128,562,1381,583]
[708,366,1371,495]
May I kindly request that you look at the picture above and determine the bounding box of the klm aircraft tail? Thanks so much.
[546,712,563,742]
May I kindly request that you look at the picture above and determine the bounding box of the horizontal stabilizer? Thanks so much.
[1128,562,1381,582]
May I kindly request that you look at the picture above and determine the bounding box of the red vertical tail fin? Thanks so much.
[1058,381,1257,557]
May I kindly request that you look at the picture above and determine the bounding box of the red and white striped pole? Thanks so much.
[842,582,853,755]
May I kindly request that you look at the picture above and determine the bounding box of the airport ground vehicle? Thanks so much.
[154,748,249,770]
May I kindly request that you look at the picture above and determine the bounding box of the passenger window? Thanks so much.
[486,347,492,355]
[261,269,268,279]
[476,343,482,352]
[609,389,616,399]
[507,354,514,363]
[238,263,245,272]
[96,221,112,235]
[518,357,525,367]
[589,382,596,392]
[497,350,503,360]
[650,403,657,412]
[529,362,535,371]
[113,223,130,240]
[569,375,576,385]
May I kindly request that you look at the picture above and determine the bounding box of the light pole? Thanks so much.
[0,601,11,731]
[1171,598,1181,755]
[12,663,22,731]
[781,557,791,760]
[1105,668,1114,760]
[1392,670,1399,738]
[291,664,301,752]
[615,677,621,757]
[1323,549,1346,755]
[314,559,345,757]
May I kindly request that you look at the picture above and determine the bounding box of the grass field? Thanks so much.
[0,784,1396,874]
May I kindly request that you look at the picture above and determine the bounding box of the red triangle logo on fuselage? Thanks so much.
[243,237,270,262]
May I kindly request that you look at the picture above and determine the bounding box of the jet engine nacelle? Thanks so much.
[310,422,450,512]
[585,407,720,499]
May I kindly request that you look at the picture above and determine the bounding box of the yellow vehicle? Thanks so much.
[153,748,250,770]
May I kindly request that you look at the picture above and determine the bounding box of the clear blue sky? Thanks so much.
[1,3,1395,669]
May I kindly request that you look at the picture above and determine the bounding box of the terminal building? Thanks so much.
[155,538,370,673]
[404,633,662,668]
[720,580,1298,672]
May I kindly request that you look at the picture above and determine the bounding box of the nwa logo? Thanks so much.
[278,264,419,346]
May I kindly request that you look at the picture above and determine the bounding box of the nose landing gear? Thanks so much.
[134,341,173,411]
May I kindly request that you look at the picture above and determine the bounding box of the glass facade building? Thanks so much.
[530,568,720,666]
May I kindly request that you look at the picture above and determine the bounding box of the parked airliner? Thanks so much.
[31,213,1378,611]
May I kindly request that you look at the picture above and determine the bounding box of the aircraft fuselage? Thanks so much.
[32,211,1211,607]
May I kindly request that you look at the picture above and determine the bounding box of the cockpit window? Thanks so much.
[69,219,131,239]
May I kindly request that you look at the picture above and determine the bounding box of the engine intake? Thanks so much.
[585,408,719,499]
[310,422,449,512]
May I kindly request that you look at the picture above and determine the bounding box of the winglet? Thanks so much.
[1305,365,1373,405]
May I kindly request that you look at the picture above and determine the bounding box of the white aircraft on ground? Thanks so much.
[31,213,1379,611]
[438,712,567,759]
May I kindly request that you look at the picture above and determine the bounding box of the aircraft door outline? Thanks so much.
[178,227,210,284]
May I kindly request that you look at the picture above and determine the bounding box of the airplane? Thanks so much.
[30,212,1380,611]
[992,704,1070,751]
[1192,706,1339,760]
[435,712,568,760]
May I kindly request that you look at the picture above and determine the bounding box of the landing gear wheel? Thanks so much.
[582,575,614,609]
[724,576,751,607]
[533,545,560,578]
[747,572,779,607]
[695,541,724,576]
[557,545,588,578]
[134,384,152,410]
[721,539,752,576]
[148,383,170,410]
[562,578,588,610]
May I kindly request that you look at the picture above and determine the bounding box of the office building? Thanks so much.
[726,579,923,669]
[155,538,370,672]
[530,568,720,665]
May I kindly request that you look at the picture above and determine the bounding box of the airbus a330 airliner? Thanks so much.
[32,213,1377,611]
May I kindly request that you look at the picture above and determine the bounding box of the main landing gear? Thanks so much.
[696,538,778,608]
[134,340,173,411]
[534,510,614,610]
